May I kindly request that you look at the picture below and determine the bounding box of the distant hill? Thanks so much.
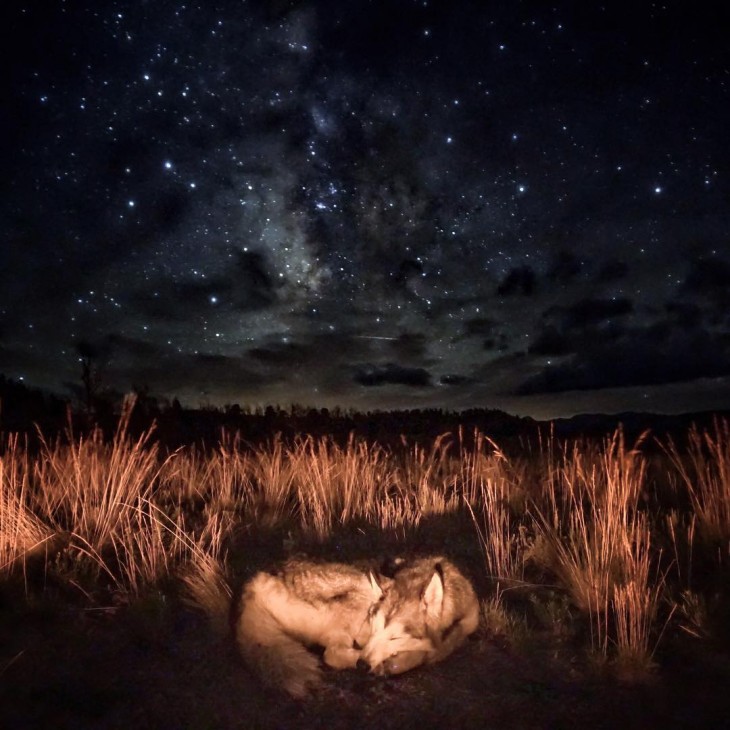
[1,374,728,450]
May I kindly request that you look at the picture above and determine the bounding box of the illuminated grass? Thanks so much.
[1,408,728,675]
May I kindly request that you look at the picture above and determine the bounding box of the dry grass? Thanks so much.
[0,434,53,574]
[2,406,729,677]
[663,419,730,553]
[462,430,528,584]
[529,429,669,665]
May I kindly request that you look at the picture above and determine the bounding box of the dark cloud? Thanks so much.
[517,326,730,395]
[528,326,574,356]
[229,250,278,310]
[458,318,510,351]
[544,297,634,331]
[393,259,424,288]
[247,342,310,366]
[529,298,634,356]
[665,301,703,329]
[547,251,583,283]
[462,318,500,338]
[440,373,472,386]
[131,352,274,394]
[105,334,164,359]
[388,333,428,360]
[497,266,537,297]
[483,333,510,352]
[131,249,278,320]
[595,259,630,283]
[354,363,432,387]
[146,190,190,233]
[683,256,730,309]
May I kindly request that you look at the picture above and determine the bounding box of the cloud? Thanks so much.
[547,250,583,283]
[664,301,703,328]
[388,332,428,359]
[131,351,275,394]
[247,342,310,365]
[354,363,432,387]
[595,259,630,283]
[528,326,574,356]
[230,249,277,309]
[682,256,730,308]
[496,265,537,297]
[528,297,635,356]
[458,317,510,350]
[557,297,633,330]
[130,248,278,321]
[461,318,500,337]
[439,373,471,386]
[517,325,730,395]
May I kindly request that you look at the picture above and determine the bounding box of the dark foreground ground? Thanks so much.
[2,588,730,730]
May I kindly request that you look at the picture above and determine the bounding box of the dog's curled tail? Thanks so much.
[235,573,321,698]
[236,630,321,699]
[182,555,320,697]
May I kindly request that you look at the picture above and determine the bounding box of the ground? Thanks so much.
[2,586,729,730]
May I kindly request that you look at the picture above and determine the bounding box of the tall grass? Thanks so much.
[290,434,392,539]
[530,429,667,666]
[664,419,730,555]
[462,430,527,584]
[0,434,52,574]
[32,398,165,559]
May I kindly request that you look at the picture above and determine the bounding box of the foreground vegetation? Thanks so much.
[1,396,729,681]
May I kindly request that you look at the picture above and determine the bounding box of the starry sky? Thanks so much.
[2,0,729,419]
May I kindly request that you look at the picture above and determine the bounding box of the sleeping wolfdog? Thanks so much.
[189,554,479,697]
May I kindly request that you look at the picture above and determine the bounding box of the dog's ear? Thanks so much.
[368,571,385,600]
[422,563,444,619]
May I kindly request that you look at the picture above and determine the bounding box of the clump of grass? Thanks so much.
[530,428,666,668]
[676,589,711,640]
[480,592,530,648]
[33,397,164,558]
[399,434,460,517]
[0,434,53,575]
[528,589,574,639]
[248,434,297,524]
[179,549,232,634]
[23,396,198,594]
[611,518,671,673]
[663,418,730,554]
[289,434,386,540]
[177,493,235,632]
[462,430,528,584]
[111,499,191,596]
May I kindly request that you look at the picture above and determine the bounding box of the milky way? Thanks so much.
[2,1,729,418]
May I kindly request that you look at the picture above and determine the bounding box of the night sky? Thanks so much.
[2,1,729,419]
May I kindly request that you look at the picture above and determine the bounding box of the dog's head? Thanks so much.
[357,562,444,676]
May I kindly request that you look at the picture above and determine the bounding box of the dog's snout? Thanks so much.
[356,658,370,673]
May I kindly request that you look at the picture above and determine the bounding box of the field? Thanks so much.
[1,397,730,729]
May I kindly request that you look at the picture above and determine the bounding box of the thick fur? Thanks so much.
[234,559,386,698]
[184,553,479,696]
[358,556,480,676]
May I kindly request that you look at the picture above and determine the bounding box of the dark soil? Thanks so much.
[2,588,729,730]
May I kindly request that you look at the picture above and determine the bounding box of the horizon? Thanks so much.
[3,372,729,425]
